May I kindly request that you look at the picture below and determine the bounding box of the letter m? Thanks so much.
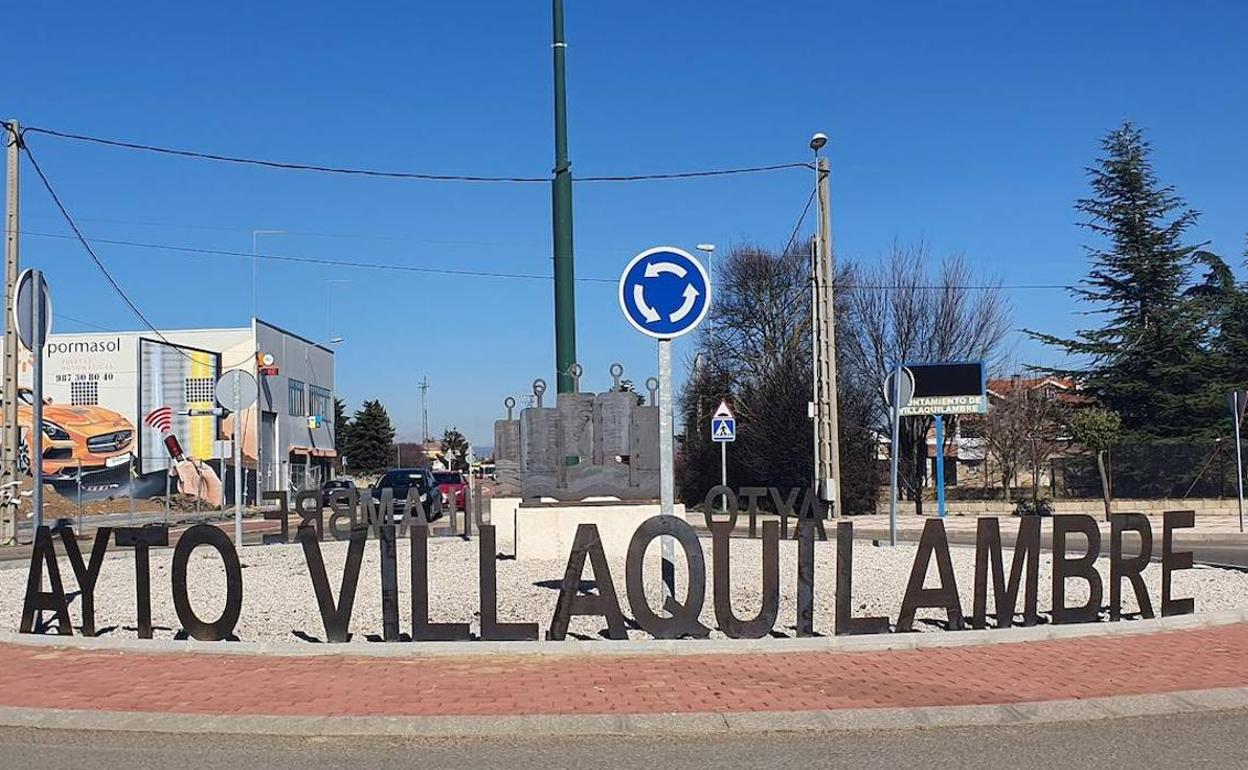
[972,517,1040,629]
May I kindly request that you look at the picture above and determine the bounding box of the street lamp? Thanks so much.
[252,229,286,320]
[808,131,842,517]
[696,243,716,280]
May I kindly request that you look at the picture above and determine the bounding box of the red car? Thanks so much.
[433,470,468,510]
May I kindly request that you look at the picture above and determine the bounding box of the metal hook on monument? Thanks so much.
[609,363,624,391]
[532,379,547,408]
[504,396,517,421]
[645,377,659,406]
[566,363,583,393]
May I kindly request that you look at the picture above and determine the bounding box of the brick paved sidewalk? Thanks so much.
[1,624,1245,718]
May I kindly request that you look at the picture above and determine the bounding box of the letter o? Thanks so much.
[171,524,243,641]
[702,485,738,530]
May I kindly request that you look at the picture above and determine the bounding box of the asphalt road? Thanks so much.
[0,710,1245,769]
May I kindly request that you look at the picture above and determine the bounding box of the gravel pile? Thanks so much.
[2,534,1246,643]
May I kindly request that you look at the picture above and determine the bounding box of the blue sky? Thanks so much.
[5,1,1246,446]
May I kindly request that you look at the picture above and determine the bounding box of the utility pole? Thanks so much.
[1,120,19,545]
[810,135,842,516]
[551,0,577,394]
[418,376,430,443]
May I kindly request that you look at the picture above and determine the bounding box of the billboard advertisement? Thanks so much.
[6,333,225,501]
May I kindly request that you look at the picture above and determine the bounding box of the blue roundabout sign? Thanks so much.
[618,246,712,339]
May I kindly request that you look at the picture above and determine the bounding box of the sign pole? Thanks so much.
[1234,392,1244,534]
[30,269,43,535]
[888,364,901,547]
[234,377,243,547]
[619,245,710,605]
[720,441,727,510]
[935,414,946,518]
[658,337,675,603]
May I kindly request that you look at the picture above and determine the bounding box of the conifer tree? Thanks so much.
[1029,122,1209,440]
[342,399,396,475]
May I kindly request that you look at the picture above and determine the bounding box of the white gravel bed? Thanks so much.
[3,534,1247,643]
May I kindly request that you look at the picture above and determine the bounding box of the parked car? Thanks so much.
[321,478,357,508]
[433,470,468,510]
[372,468,443,521]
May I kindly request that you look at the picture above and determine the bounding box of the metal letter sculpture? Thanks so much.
[298,522,367,642]
[20,526,72,635]
[624,515,710,639]
[56,526,111,636]
[834,522,890,635]
[547,523,628,640]
[478,525,539,641]
[896,519,964,632]
[114,525,170,639]
[1051,514,1103,624]
[1162,510,1195,617]
[1110,513,1154,621]
[972,517,1040,629]
[171,524,243,641]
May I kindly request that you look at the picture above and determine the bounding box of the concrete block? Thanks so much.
[515,501,686,561]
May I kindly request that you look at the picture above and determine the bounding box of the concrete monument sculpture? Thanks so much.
[494,363,660,502]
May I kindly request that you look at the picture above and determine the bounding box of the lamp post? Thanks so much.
[809,132,842,516]
[696,243,716,279]
[251,229,285,320]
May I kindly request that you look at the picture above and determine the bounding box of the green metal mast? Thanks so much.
[551,0,577,394]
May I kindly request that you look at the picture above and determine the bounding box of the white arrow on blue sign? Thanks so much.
[618,246,711,339]
[711,400,736,443]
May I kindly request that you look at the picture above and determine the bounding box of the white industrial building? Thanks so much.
[3,318,335,501]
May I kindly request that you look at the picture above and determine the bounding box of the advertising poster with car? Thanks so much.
[3,334,225,502]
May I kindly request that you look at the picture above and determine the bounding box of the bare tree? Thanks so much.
[840,242,1012,512]
[680,242,881,512]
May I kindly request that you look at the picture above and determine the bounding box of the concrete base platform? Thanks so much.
[504,500,686,561]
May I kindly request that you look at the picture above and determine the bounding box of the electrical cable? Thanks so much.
[21,141,259,367]
[21,124,810,184]
[19,230,1069,291]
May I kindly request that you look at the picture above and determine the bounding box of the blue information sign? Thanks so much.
[619,246,711,339]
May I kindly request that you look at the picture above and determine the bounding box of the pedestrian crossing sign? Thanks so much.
[711,400,736,442]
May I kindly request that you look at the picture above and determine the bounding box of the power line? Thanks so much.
[19,230,1072,291]
[781,186,818,259]
[20,230,616,283]
[20,124,810,184]
[20,141,224,362]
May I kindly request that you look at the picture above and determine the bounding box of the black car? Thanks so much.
[321,478,358,508]
[372,468,443,521]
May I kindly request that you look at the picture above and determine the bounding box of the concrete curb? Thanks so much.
[2,608,1245,658]
[1,686,1246,737]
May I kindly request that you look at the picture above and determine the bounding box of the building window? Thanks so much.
[185,377,215,404]
[288,379,306,416]
[70,380,98,406]
[310,386,332,420]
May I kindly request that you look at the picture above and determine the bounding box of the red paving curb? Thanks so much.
[2,623,1246,718]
